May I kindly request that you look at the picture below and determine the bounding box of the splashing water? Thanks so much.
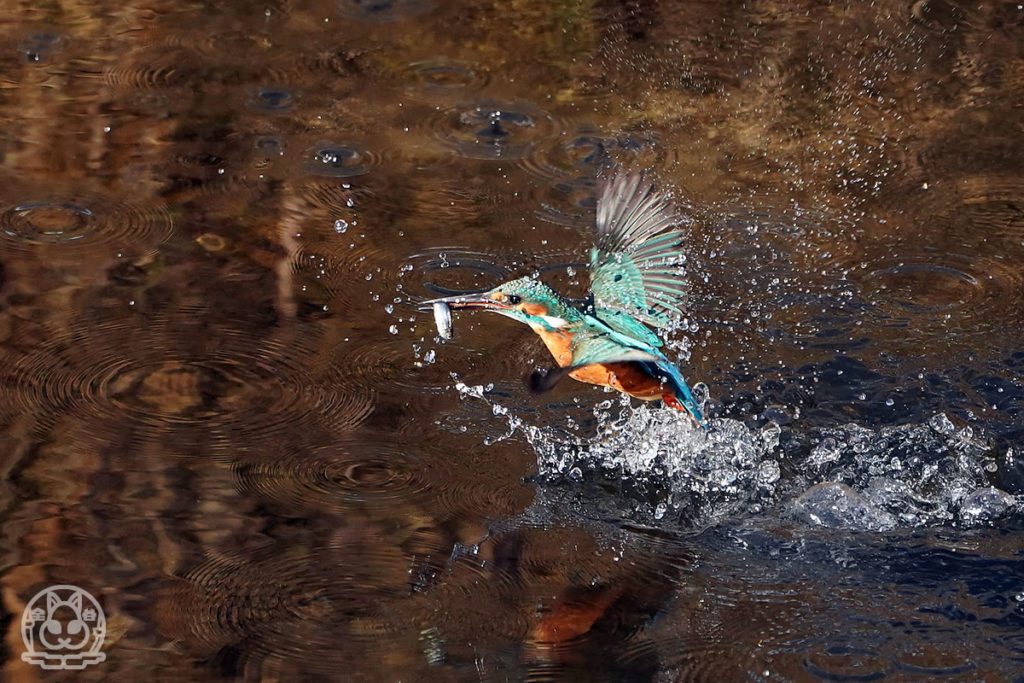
[451,381,1019,531]
[789,417,1018,529]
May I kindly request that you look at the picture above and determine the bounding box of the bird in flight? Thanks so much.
[423,172,705,426]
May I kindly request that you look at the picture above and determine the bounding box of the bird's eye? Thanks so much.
[507,294,521,305]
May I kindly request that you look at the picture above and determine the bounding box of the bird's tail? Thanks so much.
[639,360,706,427]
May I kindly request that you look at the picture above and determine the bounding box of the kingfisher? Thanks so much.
[423,172,705,426]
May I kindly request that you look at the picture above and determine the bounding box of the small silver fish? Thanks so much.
[432,301,453,340]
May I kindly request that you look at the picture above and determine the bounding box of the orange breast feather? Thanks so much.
[533,330,664,401]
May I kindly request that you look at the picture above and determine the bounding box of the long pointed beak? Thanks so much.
[418,293,506,311]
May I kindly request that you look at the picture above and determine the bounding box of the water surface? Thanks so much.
[1,0,1022,680]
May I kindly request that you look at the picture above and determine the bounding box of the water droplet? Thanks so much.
[20,32,63,63]
[928,413,955,435]
[434,100,550,160]
[757,459,781,484]
[960,487,1015,524]
[303,140,372,178]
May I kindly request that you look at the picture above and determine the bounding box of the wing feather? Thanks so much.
[568,326,661,367]
[589,173,690,326]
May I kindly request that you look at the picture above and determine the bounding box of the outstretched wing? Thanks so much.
[589,173,689,326]
[594,307,664,349]
[568,324,662,367]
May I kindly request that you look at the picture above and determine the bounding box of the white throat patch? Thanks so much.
[539,315,570,329]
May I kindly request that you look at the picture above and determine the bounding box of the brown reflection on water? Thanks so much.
[1,0,1022,679]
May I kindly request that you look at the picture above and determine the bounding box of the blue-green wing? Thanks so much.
[593,307,664,349]
[568,318,662,367]
[589,173,689,326]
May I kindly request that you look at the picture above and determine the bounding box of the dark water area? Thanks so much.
[1,0,1023,680]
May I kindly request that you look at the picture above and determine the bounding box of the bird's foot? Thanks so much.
[662,393,705,428]
[662,393,686,412]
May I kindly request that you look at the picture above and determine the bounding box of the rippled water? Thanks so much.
[1,0,1022,680]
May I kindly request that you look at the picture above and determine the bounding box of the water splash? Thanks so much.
[431,100,553,160]
[302,140,376,178]
[791,417,1018,529]
[451,381,1019,531]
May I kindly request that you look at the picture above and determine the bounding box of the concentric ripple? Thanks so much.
[290,249,353,315]
[170,540,415,673]
[844,250,1024,345]
[301,140,377,178]
[406,247,513,298]
[871,262,980,311]
[518,128,665,183]
[324,329,540,417]
[0,31,56,87]
[19,31,64,63]
[555,69,619,104]
[96,356,371,432]
[0,193,174,249]
[956,174,1024,251]
[286,229,396,319]
[233,439,434,513]
[432,100,553,160]
[103,43,202,90]
[908,0,966,33]
[401,59,488,98]
[1,201,93,243]
[5,316,373,443]
[870,169,1024,264]
[293,179,374,211]
[247,84,298,113]
[341,337,454,394]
